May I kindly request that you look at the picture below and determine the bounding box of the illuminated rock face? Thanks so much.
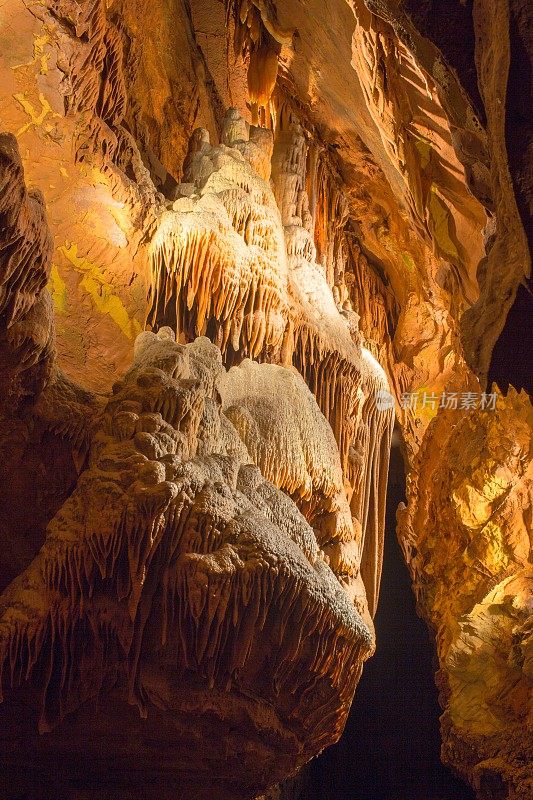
[0,326,373,794]
[0,126,389,796]
[399,390,533,799]
[0,0,531,798]
[148,113,394,618]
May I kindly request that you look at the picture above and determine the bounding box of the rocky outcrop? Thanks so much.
[0,132,99,604]
[399,389,533,800]
[0,132,54,412]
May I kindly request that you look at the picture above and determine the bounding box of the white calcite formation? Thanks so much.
[0,123,394,797]
[148,111,394,618]
[0,329,374,794]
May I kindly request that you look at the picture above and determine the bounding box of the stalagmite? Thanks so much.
[0,126,395,796]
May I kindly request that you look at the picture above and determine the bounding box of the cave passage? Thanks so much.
[308,433,475,800]
[488,283,533,396]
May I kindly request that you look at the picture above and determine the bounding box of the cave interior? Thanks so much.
[0,1,531,799]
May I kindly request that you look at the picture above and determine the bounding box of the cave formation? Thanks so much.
[0,1,531,799]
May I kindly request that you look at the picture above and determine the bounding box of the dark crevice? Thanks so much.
[505,0,533,253]
[307,434,474,800]
[403,0,485,125]
[487,282,533,396]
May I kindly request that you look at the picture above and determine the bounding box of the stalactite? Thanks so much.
[312,157,349,288]
[352,349,394,617]
[0,102,396,797]
[0,331,373,776]
[147,116,288,363]
[226,1,293,124]
[270,117,364,461]
[147,109,395,624]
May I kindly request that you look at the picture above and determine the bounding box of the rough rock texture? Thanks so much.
[0,0,531,798]
[0,135,388,797]
[0,327,374,797]
[0,131,100,601]
[148,115,394,616]
[399,389,533,800]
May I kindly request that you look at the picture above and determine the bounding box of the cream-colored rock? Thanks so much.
[0,330,373,795]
